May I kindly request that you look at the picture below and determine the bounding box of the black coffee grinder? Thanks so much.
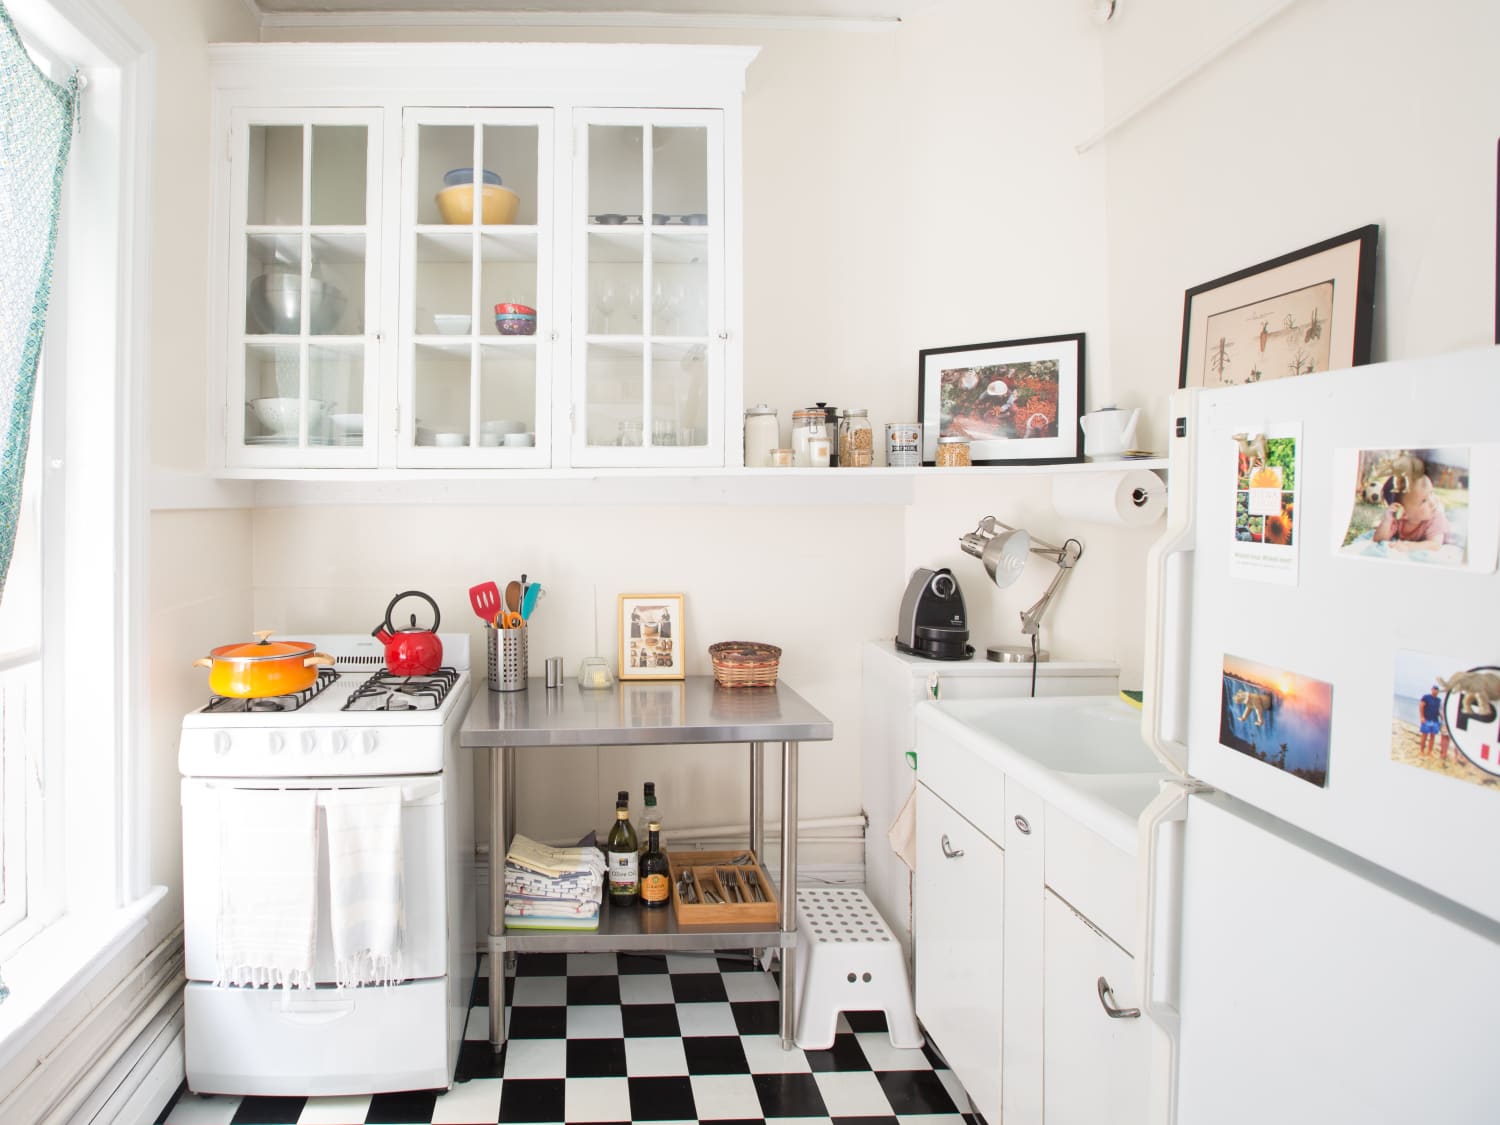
[894,567,973,660]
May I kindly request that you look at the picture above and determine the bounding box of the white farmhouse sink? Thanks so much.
[915,694,1170,851]
[933,696,1162,775]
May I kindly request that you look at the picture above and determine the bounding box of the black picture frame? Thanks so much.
[917,332,1085,466]
[1178,224,1378,389]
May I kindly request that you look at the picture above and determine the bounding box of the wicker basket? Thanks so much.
[708,641,782,688]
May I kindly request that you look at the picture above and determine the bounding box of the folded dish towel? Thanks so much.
[888,786,918,872]
[323,786,405,988]
[217,788,319,989]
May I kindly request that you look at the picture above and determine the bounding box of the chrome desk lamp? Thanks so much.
[959,515,1083,662]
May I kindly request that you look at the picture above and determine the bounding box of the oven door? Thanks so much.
[182,776,448,984]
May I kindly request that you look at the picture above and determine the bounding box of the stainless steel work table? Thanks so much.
[460,675,834,1050]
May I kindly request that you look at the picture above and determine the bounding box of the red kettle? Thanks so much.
[373,590,444,676]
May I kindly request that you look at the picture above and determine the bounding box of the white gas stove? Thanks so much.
[179,632,476,1097]
[178,633,472,778]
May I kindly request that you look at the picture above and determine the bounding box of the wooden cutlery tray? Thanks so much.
[666,849,779,926]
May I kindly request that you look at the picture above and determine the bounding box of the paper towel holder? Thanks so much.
[958,515,1083,662]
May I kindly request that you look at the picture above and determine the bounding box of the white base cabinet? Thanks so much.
[913,710,1148,1125]
[912,784,1004,1125]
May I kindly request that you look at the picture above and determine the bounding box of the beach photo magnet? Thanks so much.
[1391,650,1500,793]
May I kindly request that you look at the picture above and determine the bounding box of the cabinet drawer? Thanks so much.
[1044,811,1135,952]
[915,726,1007,846]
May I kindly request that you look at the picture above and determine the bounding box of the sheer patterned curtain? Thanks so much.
[0,2,75,602]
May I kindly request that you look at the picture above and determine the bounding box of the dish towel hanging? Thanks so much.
[888,786,918,871]
[216,788,319,989]
[324,786,405,988]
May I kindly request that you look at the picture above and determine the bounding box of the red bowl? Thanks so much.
[493,302,536,317]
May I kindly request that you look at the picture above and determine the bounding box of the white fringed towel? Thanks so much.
[888,786,918,872]
[217,788,318,990]
[324,786,405,988]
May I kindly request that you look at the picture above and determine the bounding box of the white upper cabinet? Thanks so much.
[207,43,755,476]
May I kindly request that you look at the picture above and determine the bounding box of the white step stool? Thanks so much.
[792,887,923,1051]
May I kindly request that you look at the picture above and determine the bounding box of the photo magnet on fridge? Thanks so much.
[1391,650,1500,793]
[1229,428,1300,584]
[1220,654,1333,787]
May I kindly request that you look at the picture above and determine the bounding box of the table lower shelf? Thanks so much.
[496,898,790,954]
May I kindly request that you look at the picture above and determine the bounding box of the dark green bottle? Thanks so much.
[606,790,639,907]
[640,822,670,909]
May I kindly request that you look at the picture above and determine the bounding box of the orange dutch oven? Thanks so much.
[193,631,335,698]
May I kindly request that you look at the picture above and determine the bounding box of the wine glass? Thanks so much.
[625,280,643,331]
[593,276,617,335]
[651,279,670,337]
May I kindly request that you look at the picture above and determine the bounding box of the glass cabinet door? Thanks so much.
[400,109,553,467]
[572,109,725,467]
[228,109,381,465]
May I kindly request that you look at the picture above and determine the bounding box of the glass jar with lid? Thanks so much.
[790,408,827,467]
[838,409,873,467]
[936,434,971,467]
[743,404,779,468]
[617,419,643,447]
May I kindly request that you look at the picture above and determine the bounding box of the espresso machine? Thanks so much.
[894,567,973,661]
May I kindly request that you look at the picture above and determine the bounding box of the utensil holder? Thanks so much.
[487,626,528,692]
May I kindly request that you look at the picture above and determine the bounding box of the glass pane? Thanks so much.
[244,342,305,446]
[312,344,364,448]
[650,342,709,448]
[247,124,303,226]
[587,232,643,336]
[309,234,363,336]
[419,124,477,226]
[480,233,539,338]
[413,342,472,446]
[481,124,536,226]
[651,235,708,338]
[479,346,537,448]
[245,234,302,335]
[415,232,474,334]
[584,340,643,448]
[650,126,709,221]
[310,125,367,225]
[587,124,643,223]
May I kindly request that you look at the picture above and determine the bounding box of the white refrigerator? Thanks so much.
[1140,346,1500,1125]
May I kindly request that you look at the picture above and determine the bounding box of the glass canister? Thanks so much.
[838,409,873,467]
[617,419,643,447]
[936,434,971,467]
[743,404,779,468]
[790,408,826,467]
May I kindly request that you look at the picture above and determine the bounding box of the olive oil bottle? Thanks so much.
[640,821,670,909]
[606,790,639,907]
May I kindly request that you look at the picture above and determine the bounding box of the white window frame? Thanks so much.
[0,0,156,1054]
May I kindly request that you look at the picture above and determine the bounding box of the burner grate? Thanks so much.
[203,667,341,714]
[342,667,459,712]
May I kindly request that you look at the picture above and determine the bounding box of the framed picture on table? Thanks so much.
[1179,224,1378,389]
[917,332,1085,465]
[619,593,685,680]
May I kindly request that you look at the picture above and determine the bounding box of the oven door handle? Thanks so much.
[271,996,357,1023]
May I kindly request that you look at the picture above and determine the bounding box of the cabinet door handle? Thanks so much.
[1097,976,1140,1019]
[1013,814,1031,835]
[940,833,964,859]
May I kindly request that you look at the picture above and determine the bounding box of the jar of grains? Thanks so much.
[936,434,971,467]
[838,409,873,467]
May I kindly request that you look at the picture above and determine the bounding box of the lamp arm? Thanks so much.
[1018,538,1083,636]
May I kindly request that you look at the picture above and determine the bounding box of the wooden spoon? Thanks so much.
[504,579,522,615]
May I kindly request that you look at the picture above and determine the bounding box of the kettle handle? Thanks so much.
[380,590,441,635]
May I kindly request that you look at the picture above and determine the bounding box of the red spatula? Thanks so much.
[469,582,503,624]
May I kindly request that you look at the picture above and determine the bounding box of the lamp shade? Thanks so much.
[980,528,1030,588]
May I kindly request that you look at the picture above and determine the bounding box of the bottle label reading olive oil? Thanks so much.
[609,851,639,894]
[640,872,670,905]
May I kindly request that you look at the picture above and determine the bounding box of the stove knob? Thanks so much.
[213,731,231,756]
[362,730,379,755]
[332,730,348,754]
[268,732,285,754]
[301,731,317,754]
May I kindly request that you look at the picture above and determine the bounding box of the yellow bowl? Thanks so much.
[435,183,520,225]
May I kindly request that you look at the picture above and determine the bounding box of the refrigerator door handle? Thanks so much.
[1136,779,1206,1125]
[1141,388,1198,778]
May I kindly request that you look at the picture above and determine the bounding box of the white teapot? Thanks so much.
[1079,406,1140,457]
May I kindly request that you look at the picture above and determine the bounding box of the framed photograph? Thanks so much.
[1179,224,1378,389]
[618,594,685,681]
[917,333,1084,465]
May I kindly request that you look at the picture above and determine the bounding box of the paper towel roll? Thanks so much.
[1050,469,1165,526]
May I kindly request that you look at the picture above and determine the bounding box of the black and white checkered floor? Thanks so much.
[158,950,977,1125]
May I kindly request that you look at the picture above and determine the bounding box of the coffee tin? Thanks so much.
[886,423,922,467]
